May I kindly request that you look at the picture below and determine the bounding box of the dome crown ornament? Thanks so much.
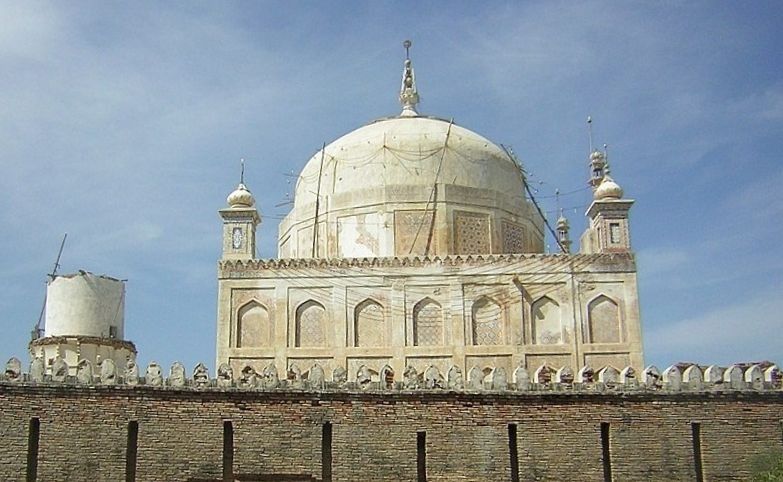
[594,172,624,200]
[227,183,255,208]
[227,159,256,208]
[399,40,420,117]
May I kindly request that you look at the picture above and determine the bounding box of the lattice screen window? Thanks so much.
[413,298,443,346]
[295,301,326,347]
[455,211,491,254]
[354,300,385,347]
[502,221,525,253]
[471,297,503,345]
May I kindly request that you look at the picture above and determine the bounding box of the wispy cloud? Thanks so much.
[645,289,783,367]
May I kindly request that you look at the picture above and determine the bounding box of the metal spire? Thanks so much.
[240,158,245,185]
[587,116,594,153]
[399,40,420,117]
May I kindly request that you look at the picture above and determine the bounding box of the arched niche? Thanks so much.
[531,296,562,345]
[295,300,327,347]
[471,296,503,345]
[586,295,622,343]
[237,301,271,348]
[412,297,443,346]
[354,298,385,347]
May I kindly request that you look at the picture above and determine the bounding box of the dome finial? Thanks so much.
[587,115,594,153]
[594,145,624,201]
[587,118,607,189]
[227,158,255,208]
[399,40,419,117]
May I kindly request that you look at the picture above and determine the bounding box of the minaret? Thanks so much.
[219,160,260,260]
[580,147,634,254]
[399,40,420,117]
[556,209,572,254]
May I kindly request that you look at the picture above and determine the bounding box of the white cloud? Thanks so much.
[0,5,65,61]
[636,247,691,278]
[645,290,783,367]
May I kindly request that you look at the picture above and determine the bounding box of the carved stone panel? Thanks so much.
[347,357,390,383]
[394,209,435,256]
[454,211,490,254]
[502,220,525,253]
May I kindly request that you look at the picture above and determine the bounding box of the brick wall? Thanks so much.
[0,385,781,482]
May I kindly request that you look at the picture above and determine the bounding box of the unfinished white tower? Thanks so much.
[29,271,136,375]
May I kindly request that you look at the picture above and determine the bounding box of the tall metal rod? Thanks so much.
[500,145,566,253]
[32,233,67,339]
[311,143,326,258]
[409,120,453,255]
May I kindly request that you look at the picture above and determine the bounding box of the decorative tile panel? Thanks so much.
[454,211,490,254]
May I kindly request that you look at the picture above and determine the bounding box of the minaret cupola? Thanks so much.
[219,160,260,260]
[556,210,572,254]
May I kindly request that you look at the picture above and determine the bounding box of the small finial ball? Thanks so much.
[403,40,412,49]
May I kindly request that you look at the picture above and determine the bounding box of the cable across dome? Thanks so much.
[277,42,544,258]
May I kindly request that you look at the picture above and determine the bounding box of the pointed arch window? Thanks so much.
[296,301,326,347]
[531,297,562,345]
[587,295,621,343]
[471,296,503,345]
[237,302,270,348]
[413,298,443,346]
[354,299,385,347]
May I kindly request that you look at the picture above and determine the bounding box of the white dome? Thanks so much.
[279,115,544,258]
[293,117,524,210]
[595,175,624,200]
[227,183,255,208]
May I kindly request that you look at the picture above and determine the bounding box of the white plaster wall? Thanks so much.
[45,272,125,338]
[216,254,643,376]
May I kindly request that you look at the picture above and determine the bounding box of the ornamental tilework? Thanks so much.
[413,300,443,346]
[502,221,525,253]
[455,211,490,254]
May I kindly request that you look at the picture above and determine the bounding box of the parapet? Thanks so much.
[218,252,637,277]
[3,357,780,394]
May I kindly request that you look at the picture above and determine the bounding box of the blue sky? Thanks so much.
[1,2,781,371]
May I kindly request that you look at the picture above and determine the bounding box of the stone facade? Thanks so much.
[218,54,642,379]
[216,254,643,377]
